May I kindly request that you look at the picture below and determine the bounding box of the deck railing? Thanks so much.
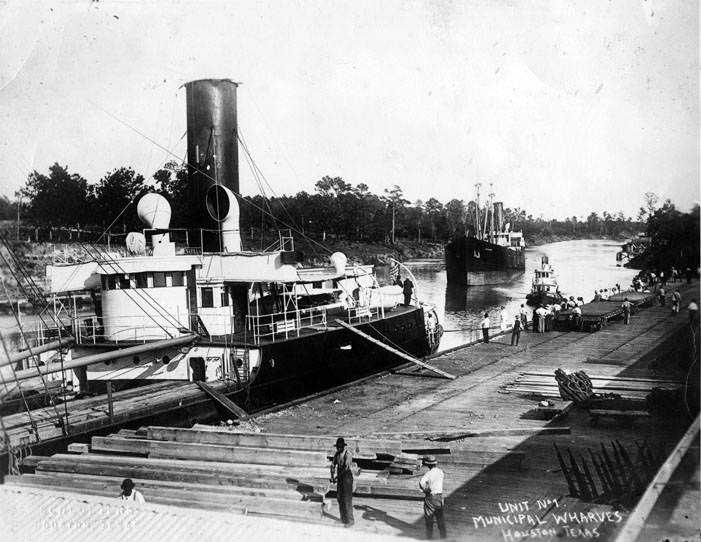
[245,307,327,345]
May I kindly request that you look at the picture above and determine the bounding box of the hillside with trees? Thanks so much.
[14,162,644,258]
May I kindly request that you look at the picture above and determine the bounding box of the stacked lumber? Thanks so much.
[501,372,682,400]
[5,425,440,521]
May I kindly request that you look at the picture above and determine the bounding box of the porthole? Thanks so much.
[162,355,171,364]
[132,356,140,365]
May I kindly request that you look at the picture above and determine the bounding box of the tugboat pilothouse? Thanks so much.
[29,79,441,411]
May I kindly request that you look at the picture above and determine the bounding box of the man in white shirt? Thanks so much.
[419,456,447,539]
[536,306,548,333]
[499,306,509,332]
[119,478,145,503]
[481,313,490,343]
[689,299,699,326]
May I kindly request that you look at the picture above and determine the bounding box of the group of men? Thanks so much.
[331,437,447,538]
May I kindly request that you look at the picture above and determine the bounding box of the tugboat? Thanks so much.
[526,256,563,306]
[445,183,525,286]
[21,79,441,411]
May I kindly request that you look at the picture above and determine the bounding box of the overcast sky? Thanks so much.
[0,0,698,219]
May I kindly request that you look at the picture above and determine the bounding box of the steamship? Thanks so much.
[445,183,525,286]
[27,79,441,411]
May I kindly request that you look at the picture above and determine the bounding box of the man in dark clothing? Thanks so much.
[403,277,414,306]
[481,313,490,343]
[330,437,354,527]
[621,298,632,325]
[511,315,521,346]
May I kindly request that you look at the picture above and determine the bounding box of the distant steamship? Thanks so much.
[445,183,525,286]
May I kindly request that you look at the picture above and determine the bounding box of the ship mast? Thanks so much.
[474,182,482,240]
[488,183,495,242]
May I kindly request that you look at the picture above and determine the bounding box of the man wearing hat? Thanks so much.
[119,478,145,503]
[419,456,447,539]
[330,437,354,527]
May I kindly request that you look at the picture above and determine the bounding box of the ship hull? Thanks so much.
[83,307,431,412]
[445,236,525,286]
[244,307,430,410]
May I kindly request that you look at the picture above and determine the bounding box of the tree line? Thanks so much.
[13,162,644,245]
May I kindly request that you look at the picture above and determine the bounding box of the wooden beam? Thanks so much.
[90,436,331,467]
[196,381,251,421]
[148,426,403,455]
[334,319,456,380]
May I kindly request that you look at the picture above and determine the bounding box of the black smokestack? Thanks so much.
[493,202,504,232]
[184,79,239,239]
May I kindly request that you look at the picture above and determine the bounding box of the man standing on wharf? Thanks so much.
[403,276,414,306]
[330,437,354,527]
[621,298,632,324]
[419,456,447,539]
[481,313,490,343]
[511,315,522,346]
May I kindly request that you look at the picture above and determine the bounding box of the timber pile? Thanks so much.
[7,425,461,521]
[501,372,683,401]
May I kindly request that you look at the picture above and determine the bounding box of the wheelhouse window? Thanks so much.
[153,272,166,288]
[201,287,214,308]
[134,273,148,288]
[171,271,184,287]
[119,274,130,289]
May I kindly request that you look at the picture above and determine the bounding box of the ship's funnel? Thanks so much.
[185,79,239,250]
[493,202,504,232]
[137,193,174,257]
[206,184,241,252]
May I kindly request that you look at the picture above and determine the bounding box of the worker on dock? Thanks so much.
[403,277,414,306]
[658,286,666,307]
[500,306,509,332]
[536,305,548,333]
[481,313,490,343]
[119,478,145,503]
[688,299,699,326]
[511,315,522,346]
[572,304,583,330]
[330,437,354,527]
[621,298,632,324]
[672,289,682,314]
[419,456,447,539]
[519,304,528,332]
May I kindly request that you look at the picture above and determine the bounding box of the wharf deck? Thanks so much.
[247,281,699,539]
[2,282,699,540]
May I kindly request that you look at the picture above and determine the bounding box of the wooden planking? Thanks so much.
[90,435,331,467]
[150,426,403,455]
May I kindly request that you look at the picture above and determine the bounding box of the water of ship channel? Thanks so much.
[400,239,638,352]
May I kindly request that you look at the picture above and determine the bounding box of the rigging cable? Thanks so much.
[87,96,334,256]
[1,279,65,429]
